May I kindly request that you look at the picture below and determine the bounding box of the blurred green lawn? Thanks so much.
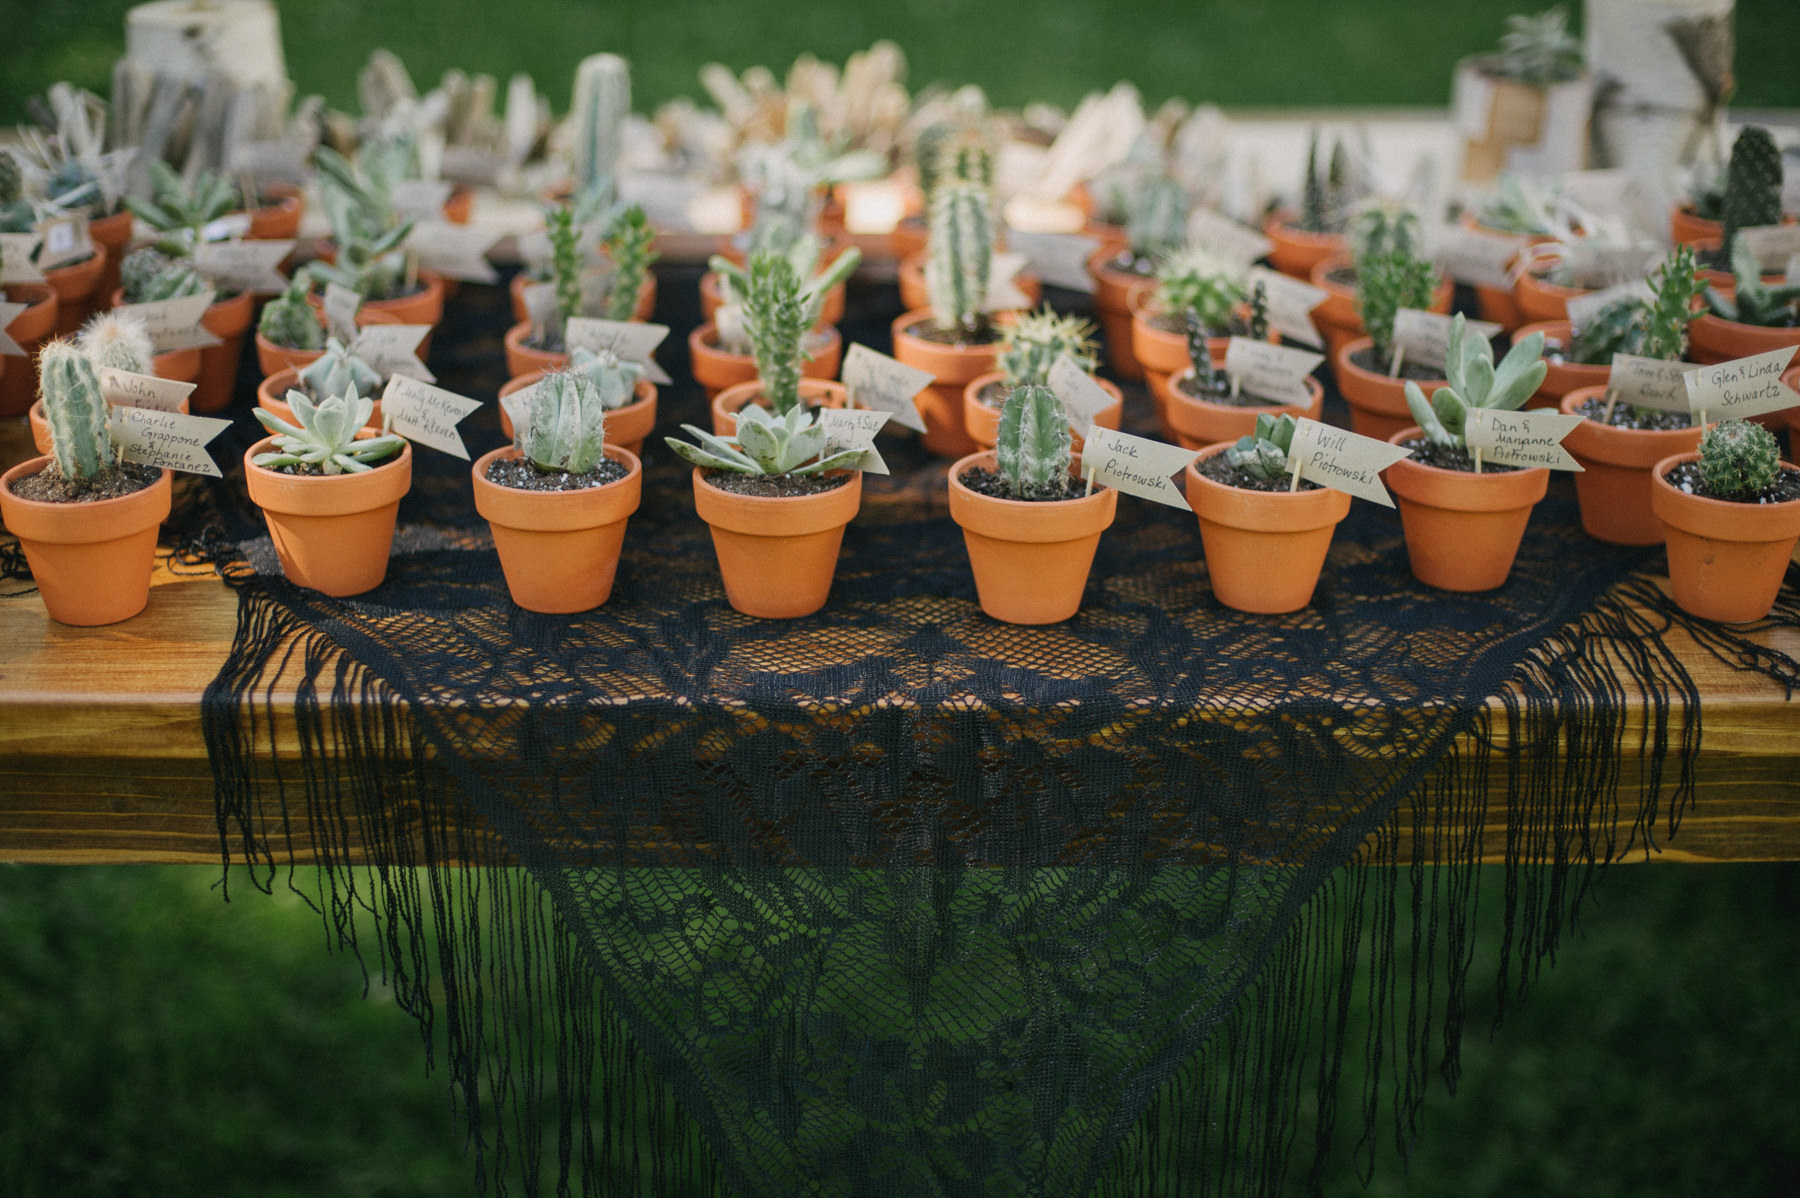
[4,0,1797,126]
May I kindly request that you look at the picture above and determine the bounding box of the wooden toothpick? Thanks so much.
[1388,347,1406,379]
[1084,465,1096,496]
[1288,456,1304,492]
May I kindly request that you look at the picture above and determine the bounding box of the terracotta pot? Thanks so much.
[1383,426,1549,591]
[246,183,305,240]
[31,389,193,456]
[1669,203,1720,247]
[504,321,568,378]
[442,187,473,225]
[508,270,659,326]
[947,450,1118,624]
[0,283,59,417]
[1686,314,1800,367]
[960,371,1123,452]
[253,306,400,377]
[307,269,446,357]
[1165,370,1326,451]
[1519,321,1610,408]
[46,245,110,336]
[896,252,1041,318]
[256,367,387,433]
[472,444,643,613]
[890,216,929,262]
[1085,246,1155,380]
[1512,264,1588,326]
[152,346,202,384]
[0,456,171,625]
[1183,442,1352,613]
[891,309,1004,457]
[1651,450,1800,622]
[689,323,843,403]
[1263,209,1345,280]
[690,466,862,619]
[700,268,838,327]
[243,435,412,596]
[1557,387,1702,545]
[1785,366,1800,443]
[1334,338,1446,443]
[1308,255,1456,359]
[497,373,657,455]
[193,288,256,413]
[86,210,133,310]
[710,378,847,438]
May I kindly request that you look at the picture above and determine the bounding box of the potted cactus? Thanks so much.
[1461,175,1575,329]
[1384,314,1550,591]
[0,154,111,339]
[706,250,859,433]
[947,382,1118,624]
[1264,129,1367,278]
[27,312,188,455]
[962,306,1119,451]
[1310,206,1451,358]
[1332,238,1447,440]
[255,275,328,375]
[893,116,995,259]
[1453,7,1592,186]
[0,339,172,625]
[1130,245,1255,420]
[499,346,657,456]
[691,236,857,402]
[1651,419,1800,623]
[1696,126,1784,278]
[1688,235,1800,365]
[1183,413,1353,613]
[1085,170,1189,380]
[505,202,658,375]
[473,368,644,613]
[1166,313,1325,451]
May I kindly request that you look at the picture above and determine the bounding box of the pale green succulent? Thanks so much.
[253,389,405,474]
[299,338,383,401]
[666,403,862,476]
[1224,412,1300,481]
[1405,314,1547,450]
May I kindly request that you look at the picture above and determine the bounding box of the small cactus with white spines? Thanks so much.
[1697,419,1781,500]
[998,308,1097,391]
[258,276,327,352]
[995,382,1071,500]
[76,312,155,375]
[37,338,115,484]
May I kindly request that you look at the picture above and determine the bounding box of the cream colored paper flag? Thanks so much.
[114,293,222,352]
[1683,347,1800,422]
[381,375,483,460]
[819,408,892,475]
[1608,353,1695,413]
[841,343,932,434]
[1223,338,1323,407]
[1287,419,1412,507]
[99,367,195,413]
[1392,309,1503,372]
[110,407,232,477]
[1048,354,1116,434]
[1245,267,1327,349]
[1462,408,1585,471]
[564,318,672,385]
[353,325,435,382]
[1081,426,1201,510]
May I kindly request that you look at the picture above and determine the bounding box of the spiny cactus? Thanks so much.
[927,179,992,339]
[1491,7,1585,85]
[123,160,237,242]
[998,308,1097,390]
[915,122,993,215]
[0,150,19,203]
[253,388,405,474]
[1225,412,1300,481]
[740,252,811,415]
[1125,172,1188,264]
[710,234,858,356]
[1248,281,1269,342]
[1356,246,1438,360]
[258,276,326,351]
[601,204,658,322]
[564,346,645,411]
[540,203,584,340]
[1349,205,1423,266]
[1703,235,1800,328]
[37,339,114,484]
[666,403,863,476]
[570,53,629,209]
[1295,130,1362,235]
[1641,244,1704,359]
[0,151,30,231]
[1568,296,1646,364]
[1719,126,1782,258]
[300,338,383,402]
[119,246,207,304]
[76,312,154,374]
[1186,310,1226,394]
[1151,245,1244,332]
[517,369,608,474]
[1405,314,1547,451]
[1697,418,1782,500]
[995,381,1072,499]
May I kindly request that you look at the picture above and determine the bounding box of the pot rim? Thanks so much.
[1184,441,1353,531]
[946,450,1119,544]
[1648,451,1800,542]
[0,455,172,543]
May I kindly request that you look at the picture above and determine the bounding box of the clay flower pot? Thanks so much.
[691,467,863,619]
[1556,387,1702,546]
[497,372,658,455]
[508,270,659,326]
[1263,209,1343,279]
[0,456,172,625]
[896,252,1041,318]
[46,245,110,336]
[1685,314,1800,367]
[947,450,1118,624]
[0,283,59,417]
[504,321,569,378]
[1334,338,1447,443]
[1129,301,1279,429]
[1165,369,1325,451]
[960,371,1123,452]
[1784,366,1800,440]
[1668,203,1720,247]
[1085,246,1155,380]
[1309,255,1455,360]
[255,368,389,434]
[1651,451,1800,622]
[1518,320,1610,408]
[710,378,846,438]
[1183,442,1352,613]
[471,444,643,613]
[689,323,843,403]
[1512,263,1588,326]
[243,436,413,596]
[86,209,133,308]
[891,308,1004,457]
[701,267,837,327]
[245,182,305,240]
[1383,426,1550,592]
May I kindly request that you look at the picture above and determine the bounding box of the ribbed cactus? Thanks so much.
[998,308,1097,390]
[1126,172,1188,263]
[571,53,630,207]
[542,203,583,339]
[742,252,810,415]
[927,180,992,338]
[1698,419,1782,500]
[518,369,608,474]
[916,122,993,216]
[565,347,646,411]
[1225,412,1299,481]
[601,204,657,322]
[37,339,114,484]
[77,312,155,374]
[1356,247,1438,360]
[995,382,1071,499]
[1186,310,1225,393]
[1405,314,1547,451]
[1569,297,1645,363]
[0,150,19,202]
[258,277,326,351]
[1719,126,1781,257]
[300,339,383,402]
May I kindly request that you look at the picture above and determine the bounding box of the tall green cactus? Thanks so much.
[518,370,608,474]
[1126,172,1188,263]
[1186,310,1224,393]
[995,382,1071,499]
[742,252,810,416]
[601,204,657,322]
[38,339,113,484]
[258,276,326,351]
[1356,247,1437,360]
[927,180,992,338]
[76,312,155,374]
[571,54,630,207]
[1718,126,1781,257]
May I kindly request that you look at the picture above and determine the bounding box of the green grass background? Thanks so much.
[4,0,1798,126]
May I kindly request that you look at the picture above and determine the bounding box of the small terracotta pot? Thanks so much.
[497,373,657,455]
[0,456,171,625]
[891,309,1004,457]
[243,435,413,596]
[710,378,847,438]
[1686,314,1800,367]
[1518,321,1610,408]
[86,210,133,310]
[256,368,387,432]
[307,269,446,356]
[246,183,305,240]
[947,450,1118,624]
[46,246,110,336]
[1558,386,1702,545]
[1512,264,1589,326]
[1165,370,1326,451]
[31,390,193,456]
[691,466,862,619]
[1334,338,1446,443]
[960,371,1123,452]
[1383,426,1549,592]
[689,323,843,403]
[193,288,256,413]
[1651,450,1800,622]
[508,270,659,326]
[1308,255,1455,359]
[700,268,839,327]
[152,346,202,384]
[471,444,643,613]
[442,187,474,225]
[1784,366,1800,443]
[1085,246,1155,381]
[504,321,568,378]
[254,306,400,377]
[1669,203,1720,247]
[1263,210,1344,280]
[896,252,1041,318]
[0,283,59,417]
[1183,442,1352,613]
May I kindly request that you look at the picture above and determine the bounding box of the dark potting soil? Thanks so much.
[8,461,162,503]
[263,450,404,477]
[1394,437,1525,474]
[1195,451,1325,492]
[957,466,1088,502]
[1663,460,1800,505]
[977,381,1009,409]
[524,330,567,354]
[1147,311,1239,338]
[485,457,629,492]
[1575,396,1694,431]
[703,470,852,498]
[1349,345,1444,382]
[1177,373,1275,408]
[1326,265,1357,289]
[904,319,1003,349]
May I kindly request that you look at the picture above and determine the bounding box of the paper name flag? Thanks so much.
[0,233,44,283]
[0,300,28,356]
[1563,279,1655,330]
[110,406,231,477]
[1245,267,1328,349]
[521,281,559,333]
[1739,224,1800,273]
[1223,338,1323,407]
[99,367,195,413]
[1432,224,1522,290]
[987,252,1034,312]
[1392,309,1503,371]
[499,378,541,433]
[114,293,221,352]
[1048,354,1117,433]
[1560,244,1657,289]
[819,408,892,475]
[323,283,362,342]
[1081,426,1201,510]
[381,375,483,459]
[353,325,434,382]
[36,215,94,271]
[1608,353,1694,413]
[391,179,454,221]
[229,139,311,182]
[1683,347,1800,422]
[406,220,500,284]
[841,343,932,434]
[195,239,295,293]
[1287,419,1412,507]
[1004,230,1099,293]
[563,318,672,384]
[199,214,253,243]
[1185,207,1273,265]
[1462,408,1585,471]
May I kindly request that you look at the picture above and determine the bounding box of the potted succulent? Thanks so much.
[892,117,995,259]
[1183,413,1352,613]
[257,338,388,431]
[1688,235,1800,365]
[1458,175,1573,329]
[28,312,187,454]
[1651,419,1800,623]
[947,381,1117,624]
[703,230,847,327]
[7,86,135,304]
[1166,314,1324,450]
[1385,314,1550,591]
[1264,129,1367,278]
[707,251,856,434]
[1453,7,1592,186]
[1309,206,1450,359]
[691,236,857,403]
[499,346,657,456]
[1130,245,1252,422]
[473,368,644,614]
[243,386,412,597]
[0,151,111,337]
[962,306,1120,451]
[0,339,172,626]
[505,202,658,376]
[1695,126,1784,281]
[254,275,328,376]
[301,146,444,333]
[1332,238,1446,440]
[1085,170,1188,380]
[113,239,249,414]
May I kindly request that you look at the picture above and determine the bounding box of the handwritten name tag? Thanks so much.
[1287,419,1411,507]
[841,343,932,434]
[1608,353,1694,413]
[1186,207,1272,266]
[1080,426,1200,510]
[1682,347,1800,422]
[353,325,434,382]
[1223,338,1323,407]
[1245,267,1328,349]
[99,367,194,413]
[195,239,294,293]
[1392,309,1503,371]
[1048,354,1116,433]
[111,406,231,477]
[564,318,672,385]
[818,408,891,475]
[113,293,221,353]
[323,283,362,342]
[1005,230,1099,293]
[1462,408,1584,471]
[381,375,482,459]
[1433,224,1523,290]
